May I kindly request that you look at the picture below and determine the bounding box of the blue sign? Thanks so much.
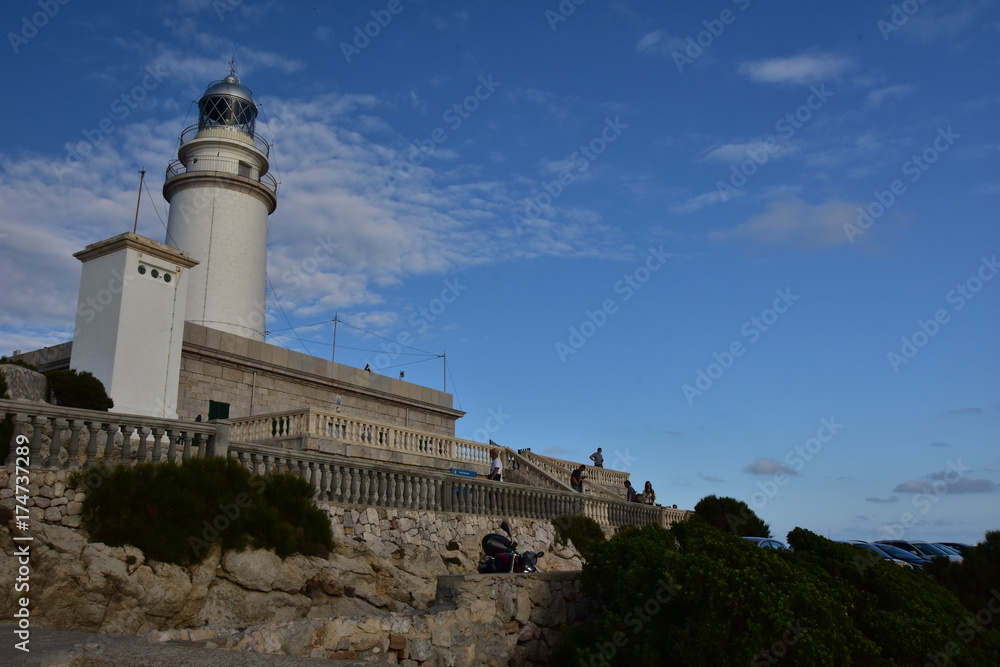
[451,468,477,477]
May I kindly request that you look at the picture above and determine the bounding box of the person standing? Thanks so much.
[488,448,503,481]
[589,448,604,468]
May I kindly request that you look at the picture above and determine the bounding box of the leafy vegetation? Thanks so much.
[71,457,333,565]
[553,514,606,561]
[926,530,1000,631]
[553,513,1000,666]
[43,369,113,411]
[692,493,771,537]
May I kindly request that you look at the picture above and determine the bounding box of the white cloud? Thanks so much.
[671,189,743,215]
[867,84,915,107]
[709,197,858,251]
[743,458,797,476]
[738,53,854,85]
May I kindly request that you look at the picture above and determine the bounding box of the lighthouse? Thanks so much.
[163,67,277,341]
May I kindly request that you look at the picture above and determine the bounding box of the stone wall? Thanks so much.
[0,464,588,665]
[0,364,48,401]
[178,323,463,437]
[149,571,594,666]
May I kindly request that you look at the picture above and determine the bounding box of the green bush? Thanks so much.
[553,518,1000,666]
[44,369,113,411]
[71,457,333,565]
[553,514,606,561]
[692,494,771,537]
[926,530,1000,631]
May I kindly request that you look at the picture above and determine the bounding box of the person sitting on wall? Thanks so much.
[643,481,656,505]
[624,480,638,502]
[570,466,585,493]
[487,448,503,481]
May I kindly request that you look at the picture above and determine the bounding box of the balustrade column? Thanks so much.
[28,415,48,466]
[101,422,118,468]
[48,418,67,467]
[65,420,84,469]
[134,427,150,464]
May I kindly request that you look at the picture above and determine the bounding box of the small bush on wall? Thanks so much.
[71,457,333,565]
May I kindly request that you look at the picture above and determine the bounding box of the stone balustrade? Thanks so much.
[228,407,492,466]
[227,440,691,531]
[0,399,226,469]
[2,399,693,531]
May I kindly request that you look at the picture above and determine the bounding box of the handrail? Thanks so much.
[0,399,224,469]
[178,124,271,157]
[227,440,692,530]
[228,407,492,467]
[165,157,278,197]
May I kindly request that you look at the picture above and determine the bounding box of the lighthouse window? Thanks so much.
[138,265,146,275]
[150,269,160,279]
[238,161,252,178]
[163,273,171,283]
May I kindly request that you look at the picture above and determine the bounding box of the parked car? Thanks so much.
[875,540,962,563]
[935,542,971,556]
[743,536,789,550]
[864,542,932,571]
[838,540,911,569]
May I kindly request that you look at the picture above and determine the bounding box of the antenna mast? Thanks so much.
[132,168,146,233]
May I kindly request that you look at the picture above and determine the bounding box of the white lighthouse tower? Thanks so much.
[163,67,277,341]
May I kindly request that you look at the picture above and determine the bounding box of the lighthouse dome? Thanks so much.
[198,73,258,136]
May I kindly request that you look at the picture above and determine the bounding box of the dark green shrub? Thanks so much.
[71,457,333,565]
[692,494,771,537]
[926,530,1000,631]
[553,519,1000,666]
[43,369,113,411]
[553,514,606,561]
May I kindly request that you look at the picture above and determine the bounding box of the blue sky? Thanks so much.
[1,0,998,544]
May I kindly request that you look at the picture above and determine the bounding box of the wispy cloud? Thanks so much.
[865,496,899,503]
[738,52,854,85]
[671,189,743,215]
[893,479,996,494]
[743,458,797,476]
[699,472,725,483]
[867,84,915,108]
[709,197,857,251]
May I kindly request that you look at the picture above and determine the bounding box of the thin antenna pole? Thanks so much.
[331,313,339,363]
[133,168,146,233]
[442,351,446,392]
